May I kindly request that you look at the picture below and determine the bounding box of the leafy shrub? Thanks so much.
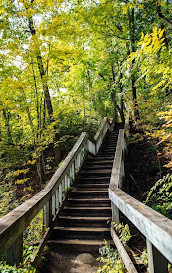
[97,223,131,273]
[145,174,172,219]
[113,223,131,244]
[97,242,125,273]
[0,262,36,273]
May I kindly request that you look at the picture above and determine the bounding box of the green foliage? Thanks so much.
[145,174,172,219]
[23,245,38,267]
[0,261,36,273]
[97,242,125,273]
[113,223,131,244]
[140,249,148,265]
[97,223,131,273]
[24,210,44,244]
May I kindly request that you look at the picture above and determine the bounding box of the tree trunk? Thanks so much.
[129,8,140,123]
[28,16,53,122]
[111,65,118,124]
[2,109,13,145]
[131,71,140,122]
[118,69,125,123]
[26,8,61,164]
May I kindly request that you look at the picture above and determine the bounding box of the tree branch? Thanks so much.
[156,1,172,29]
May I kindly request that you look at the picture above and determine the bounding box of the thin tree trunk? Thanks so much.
[118,69,125,123]
[27,11,53,122]
[31,61,40,140]
[2,109,13,145]
[111,64,118,124]
[26,5,61,164]
[129,8,140,123]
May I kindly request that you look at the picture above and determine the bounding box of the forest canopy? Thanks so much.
[0,0,171,214]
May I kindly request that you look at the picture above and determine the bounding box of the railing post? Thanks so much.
[146,239,168,273]
[6,233,23,266]
[59,183,62,204]
[111,202,120,225]
[43,199,52,228]
[56,189,59,211]
[52,195,56,217]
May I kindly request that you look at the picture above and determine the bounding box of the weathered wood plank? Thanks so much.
[6,233,23,266]
[111,226,138,273]
[94,117,110,142]
[111,202,120,225]
[110,129,125,190]
[146,239,168,273]
[94,117,110,153]
[109,188,172,263]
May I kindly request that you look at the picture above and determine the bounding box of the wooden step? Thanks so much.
[80,169,111,174]
[62,206,111,217]
[67,198,110,207]
[47,239,110,253]
[52,227,111,240]
[83,164,113,170]
[54,227,110,232]
[72,189,108,193]
[96,154,115,161]
[77,183,109,188]
[58,216,111,227]
[74,187,109,192]
[78,176,110,182]
[89,156,114,160]
[85,159,114,163]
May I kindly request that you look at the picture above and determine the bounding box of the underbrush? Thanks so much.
[97,223,131,273]
[145,174,172,219]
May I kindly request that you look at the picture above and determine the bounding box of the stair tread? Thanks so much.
[72,188,107,193]
[81,170,111,173]
[59,216,110,220]
[64,206,111,210]
[54,227,110,232]
[79,176,110,180]
[48,239,108,245]
[68,198,110,201]
[78,183,109,186]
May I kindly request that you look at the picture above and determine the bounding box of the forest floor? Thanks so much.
[127,129,169,201]
[41,251,101,273]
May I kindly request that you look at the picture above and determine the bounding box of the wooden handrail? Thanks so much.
[94,117,110,141]
[94,117,111,153]
[109,116,172,273]
[109,188,172,264]
[0,132,88,256]
[109,129,125,190]
[0,117,111,264]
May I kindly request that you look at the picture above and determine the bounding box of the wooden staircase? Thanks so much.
[48,129,119,252]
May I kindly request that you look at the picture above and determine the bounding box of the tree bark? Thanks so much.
[111,65,118,124]
[129,8,140,123]
[27,12,53,122]
[2,109,13,145]
[156,1,172,29]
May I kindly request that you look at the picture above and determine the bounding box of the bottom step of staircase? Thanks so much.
[47,239,112,253]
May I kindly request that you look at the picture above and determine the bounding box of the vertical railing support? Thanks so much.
[43,199,52,229]
[111,202,120,225]
[146,239,168,273]
[56,189,59,211]
[6,233,23,266]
